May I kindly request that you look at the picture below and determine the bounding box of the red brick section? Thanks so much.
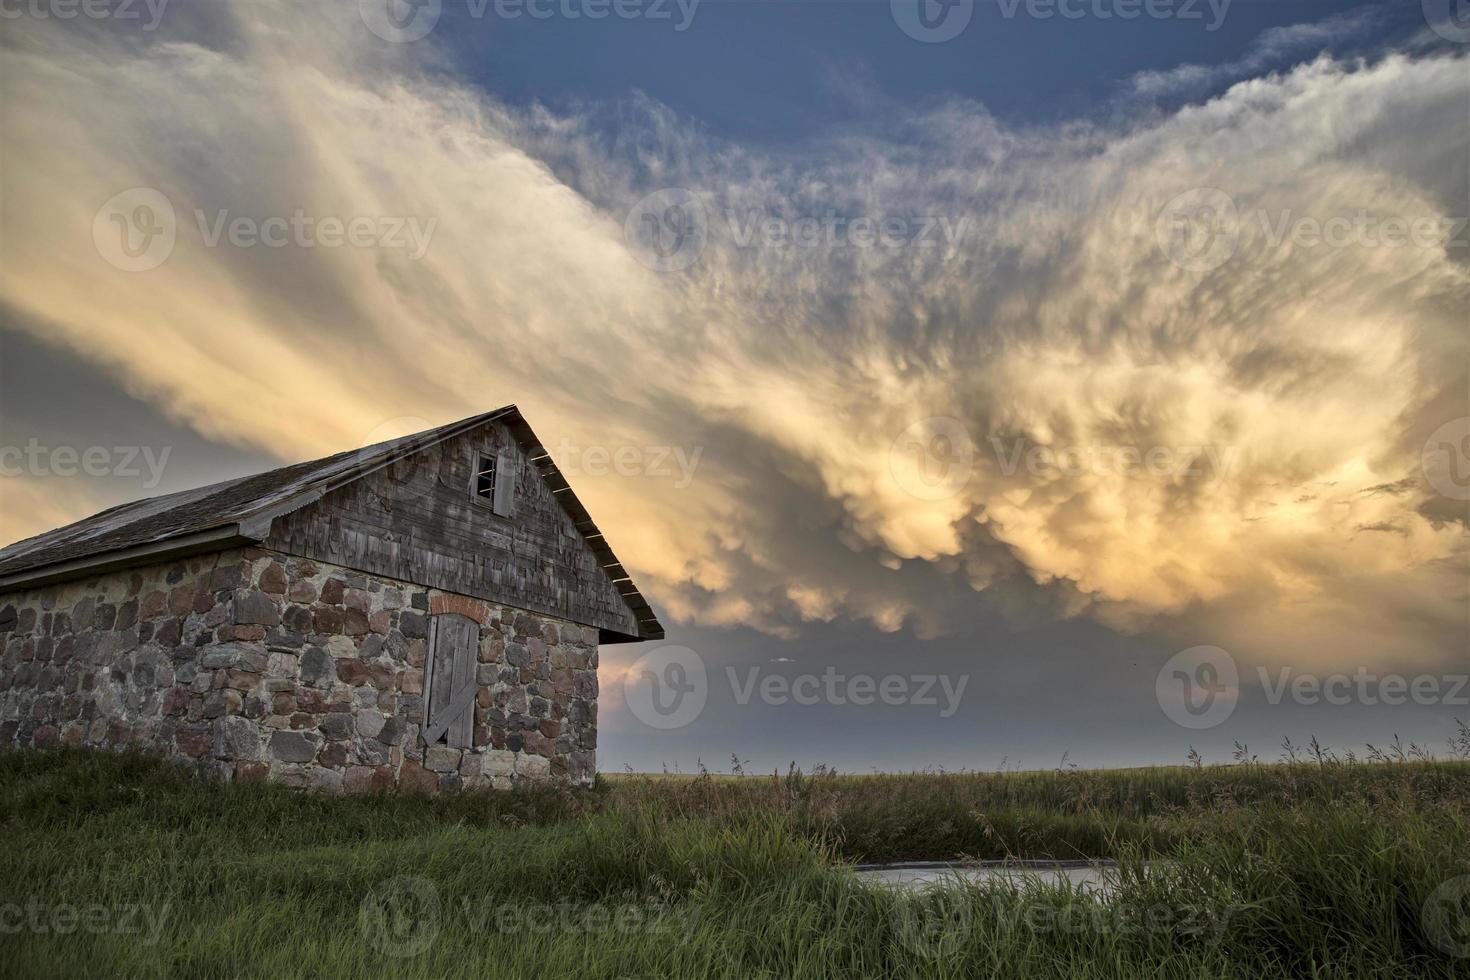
[428,593,490,625]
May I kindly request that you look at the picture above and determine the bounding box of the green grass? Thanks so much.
[1,750,1468,978]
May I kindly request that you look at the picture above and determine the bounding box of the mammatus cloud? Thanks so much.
[0,2,1465,669]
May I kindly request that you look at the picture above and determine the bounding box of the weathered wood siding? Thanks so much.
[263,421,640,637]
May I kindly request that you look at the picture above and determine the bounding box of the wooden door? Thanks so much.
[422,612,478,747]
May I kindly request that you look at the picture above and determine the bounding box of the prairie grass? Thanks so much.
[1,748,1467,978]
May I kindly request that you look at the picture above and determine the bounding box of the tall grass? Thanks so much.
[1,749,1467,978]
[603,755,1470,861]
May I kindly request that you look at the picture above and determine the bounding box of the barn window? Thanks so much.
[472,452,497,502]
[470,449,517,518]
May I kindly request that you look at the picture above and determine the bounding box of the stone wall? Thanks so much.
[0,548,600,792]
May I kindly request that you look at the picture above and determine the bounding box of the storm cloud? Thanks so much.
[1,0,1465,683]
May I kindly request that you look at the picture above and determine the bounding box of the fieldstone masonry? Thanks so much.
[0,547,600,792]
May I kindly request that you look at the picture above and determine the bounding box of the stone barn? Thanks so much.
[0,406,662,792]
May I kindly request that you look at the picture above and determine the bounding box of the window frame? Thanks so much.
[469,450,498,509]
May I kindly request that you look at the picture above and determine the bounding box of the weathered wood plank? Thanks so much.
[265,420,640,636]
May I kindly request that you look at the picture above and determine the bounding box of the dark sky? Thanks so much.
[446,0,1396,135]
[1,0,1465,773]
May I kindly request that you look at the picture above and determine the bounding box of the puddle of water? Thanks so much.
[853,860,1127,896]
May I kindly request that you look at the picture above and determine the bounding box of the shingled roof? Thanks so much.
[0,406,663,641]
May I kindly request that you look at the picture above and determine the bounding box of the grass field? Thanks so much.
[2,747,1468,978]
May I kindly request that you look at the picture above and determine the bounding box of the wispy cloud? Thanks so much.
[1124,6,1392,101]
[1,2,1465,671]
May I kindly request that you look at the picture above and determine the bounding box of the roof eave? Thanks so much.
[502,410,665,644]
[0,523,259,593]
[0,403,668,643]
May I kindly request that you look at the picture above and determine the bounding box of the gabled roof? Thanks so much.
[0,406,663,642]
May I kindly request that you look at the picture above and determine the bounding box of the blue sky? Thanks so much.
[447,0,1410,135]
[1,0,1466,773]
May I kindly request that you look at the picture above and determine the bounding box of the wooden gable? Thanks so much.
[263,418,648,640]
